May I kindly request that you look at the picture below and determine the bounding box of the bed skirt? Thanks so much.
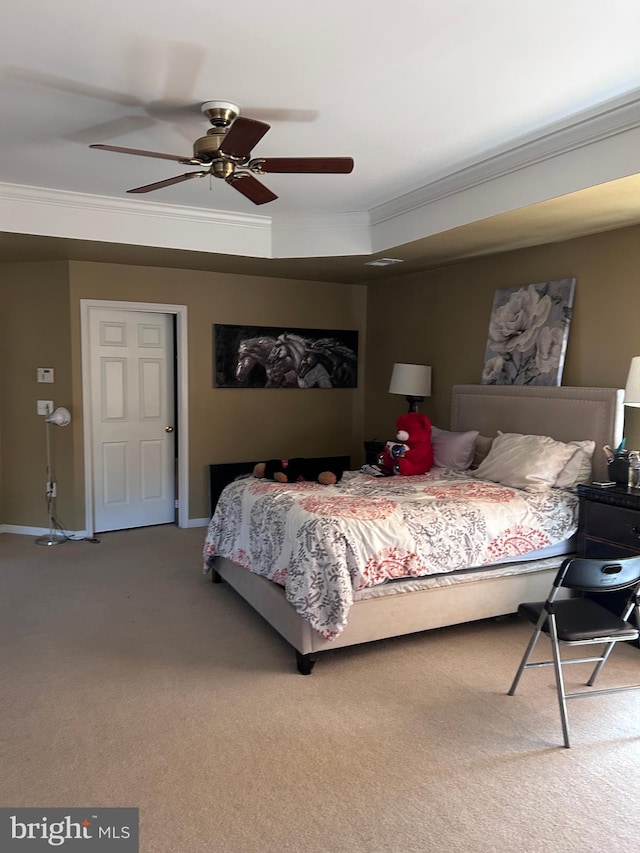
[212,553,570,658]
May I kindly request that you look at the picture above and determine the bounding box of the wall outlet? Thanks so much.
[46,482,57,498]
[37,400,54,416]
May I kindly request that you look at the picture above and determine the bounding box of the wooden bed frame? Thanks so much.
[209,384,623,673]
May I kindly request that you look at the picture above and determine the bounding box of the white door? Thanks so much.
[88,308,175,532]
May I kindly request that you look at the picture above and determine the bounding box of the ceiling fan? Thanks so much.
[90,100,354,205]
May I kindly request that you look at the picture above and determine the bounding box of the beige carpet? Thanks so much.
[1,526,639,853]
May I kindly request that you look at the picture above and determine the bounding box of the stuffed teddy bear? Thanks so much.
[253,458,344,486]
[378,412,433,475]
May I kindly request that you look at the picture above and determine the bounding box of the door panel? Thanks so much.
[90,308,175,532]
[140,440,163,499]
[102,359,127,419]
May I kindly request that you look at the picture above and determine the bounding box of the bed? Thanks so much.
[203,384,623,673]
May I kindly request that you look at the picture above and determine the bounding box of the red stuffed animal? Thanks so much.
[378,412,433,475]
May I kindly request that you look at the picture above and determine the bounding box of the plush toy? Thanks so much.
[253,457,344,486]
[378,412,433,475]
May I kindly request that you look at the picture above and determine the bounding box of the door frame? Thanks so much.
[80,299,189,536]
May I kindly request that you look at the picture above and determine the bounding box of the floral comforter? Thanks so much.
[202,469,577,640]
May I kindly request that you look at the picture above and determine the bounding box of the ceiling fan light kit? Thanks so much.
[90,100,354,205]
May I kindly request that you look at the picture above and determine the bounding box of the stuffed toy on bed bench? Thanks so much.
[253,458,345,486]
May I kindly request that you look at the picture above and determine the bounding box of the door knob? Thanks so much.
[165,426,174,433]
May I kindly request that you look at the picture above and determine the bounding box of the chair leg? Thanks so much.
[549,618,571,748]
[588,599,640,686]
[586,641,616,686]
[508,612,545,695]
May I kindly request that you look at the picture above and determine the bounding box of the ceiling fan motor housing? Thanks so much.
[193,130,225,163]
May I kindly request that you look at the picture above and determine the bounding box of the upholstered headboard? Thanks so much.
[450,385,624,483]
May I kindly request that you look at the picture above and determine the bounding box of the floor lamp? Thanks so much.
[35,406,71,546]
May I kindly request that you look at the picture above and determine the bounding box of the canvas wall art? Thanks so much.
[480,278,576,387]
[214,324,358,388]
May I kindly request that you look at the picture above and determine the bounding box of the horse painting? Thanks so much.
[215,323,358,388]
[261,334,301,387]
[235,336,278,386]
[298,338,357,388]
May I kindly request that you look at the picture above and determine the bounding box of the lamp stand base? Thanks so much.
[35,533,66,546]
[405,395,424,413]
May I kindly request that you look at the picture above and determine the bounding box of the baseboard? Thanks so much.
[0,524,90,538]
[1,521,208,535]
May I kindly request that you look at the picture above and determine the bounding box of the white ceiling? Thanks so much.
[2,0,640,275]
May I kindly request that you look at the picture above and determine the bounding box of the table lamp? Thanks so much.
[389,363,432,412]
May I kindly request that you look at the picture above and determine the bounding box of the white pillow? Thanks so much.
[473,432,577,492]
[554,440,596,489]
[431,427,479,470]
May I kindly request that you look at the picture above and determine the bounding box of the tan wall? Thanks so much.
[67,261,367,522]
[1,260,366,528]
[365,223,640,448]
[3,221,640,530]
[0,262,74,527]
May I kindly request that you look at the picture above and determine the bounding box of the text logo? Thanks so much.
[1,809,138,851]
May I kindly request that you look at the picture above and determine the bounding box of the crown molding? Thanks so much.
[0,181,269,228]
[1,90,639,262]
[0,182,273,257]
[371,90,640,225]
[0,182,371,259]
[271,211,372,258]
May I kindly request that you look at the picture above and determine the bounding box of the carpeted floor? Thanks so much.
[1,526,639,852]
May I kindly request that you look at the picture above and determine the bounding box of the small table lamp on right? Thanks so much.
[389,363,432,413]
[624,356,640,407]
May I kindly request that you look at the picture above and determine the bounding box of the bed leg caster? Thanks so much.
[295,651,316,675]
[211,569,223,584]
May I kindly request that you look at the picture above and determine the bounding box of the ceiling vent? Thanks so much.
[365,257,404,267]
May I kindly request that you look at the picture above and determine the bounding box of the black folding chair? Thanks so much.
[508,556,640,748]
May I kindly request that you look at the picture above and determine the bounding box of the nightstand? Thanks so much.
[577,483,640,558]
[363,440,386,465]
[577,483,640,630]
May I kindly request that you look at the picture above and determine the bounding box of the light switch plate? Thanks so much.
[37,400,54,416]
[37,368,54,383]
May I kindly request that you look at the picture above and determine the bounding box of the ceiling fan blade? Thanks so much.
[127,172,207,193]
[219,117,270,159]
[251,157,354,174]
[241,106,318,123]
[65,116,157,145]
[90,143,201,165]
[227,173,278,205]
[5,65,142,107]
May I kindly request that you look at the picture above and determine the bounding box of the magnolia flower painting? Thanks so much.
[481,278,576,386]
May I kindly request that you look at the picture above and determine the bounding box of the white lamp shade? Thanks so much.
[624,357,640,407]
[46,407,71,426]
[389,363,432,397]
